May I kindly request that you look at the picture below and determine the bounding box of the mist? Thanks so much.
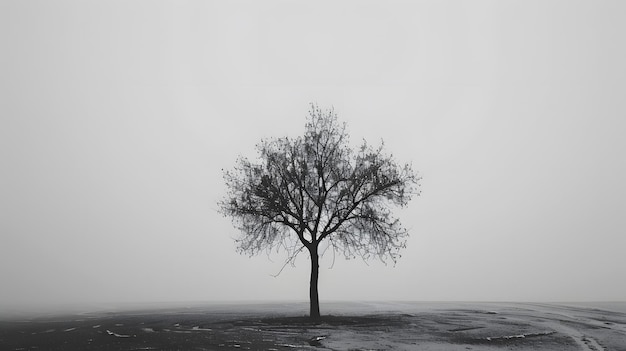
[1,1,625,313]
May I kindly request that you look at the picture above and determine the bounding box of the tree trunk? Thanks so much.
[309,246,320,320]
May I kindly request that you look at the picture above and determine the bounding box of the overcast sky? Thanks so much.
[1,1,625,312]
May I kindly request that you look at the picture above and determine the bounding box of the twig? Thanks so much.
[271,245,306,277]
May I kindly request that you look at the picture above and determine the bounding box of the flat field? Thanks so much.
[1,302,625,350]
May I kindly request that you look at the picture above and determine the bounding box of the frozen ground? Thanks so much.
[1,301,625,350]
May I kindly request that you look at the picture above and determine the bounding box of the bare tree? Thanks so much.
[219,104,420,319]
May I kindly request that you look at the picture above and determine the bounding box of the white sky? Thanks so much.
[1,1,625,312]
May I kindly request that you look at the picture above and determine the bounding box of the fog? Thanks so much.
[1,1,625,313]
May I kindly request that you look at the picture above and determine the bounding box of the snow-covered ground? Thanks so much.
[1,301,625,350]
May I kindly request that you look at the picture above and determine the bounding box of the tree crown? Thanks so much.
[220,104,420,264]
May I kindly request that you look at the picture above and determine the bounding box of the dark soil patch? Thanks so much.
[256,314,407,327]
